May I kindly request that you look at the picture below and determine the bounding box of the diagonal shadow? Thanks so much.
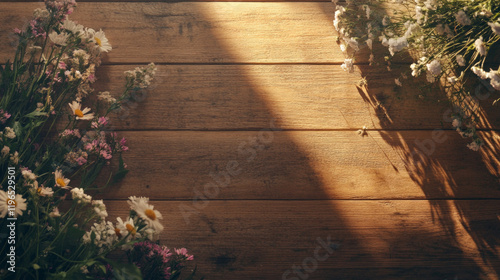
[323,1,500,279]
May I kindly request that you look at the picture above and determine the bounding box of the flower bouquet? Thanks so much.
[0,0,197,279]
[333,0,500,150]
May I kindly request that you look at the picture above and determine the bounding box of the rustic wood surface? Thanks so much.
[2,1,499,279]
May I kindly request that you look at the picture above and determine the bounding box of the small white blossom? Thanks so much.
[1,146,10,157]
[455,10,471,26]
[341,58,354,73]
[435,24,445,35]
[3,127,16,139]
[488,22,500,35]
[487,70,500,90]
[474,37,486,56]
[22,169,36,181]
[395,78,402,87]
[456,55,466,66]
[426,59,441,76]
[365,39,373,50]
[71,188,92,204]
[340,43,347,52]
[467,141,480,151]
[387,37,408,56]
[10,151,19,165]
[48,31,69,46]
[472,66,488,79]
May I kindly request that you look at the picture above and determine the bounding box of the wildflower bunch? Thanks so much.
[0,1,196,279]
[128,241,195,280]
[333,0,500,150]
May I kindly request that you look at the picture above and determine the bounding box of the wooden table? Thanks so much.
[1,1,499,279]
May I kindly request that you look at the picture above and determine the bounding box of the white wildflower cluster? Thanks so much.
[333,0,500,151]
[97,91,117,104]
[82,220,117,252]
[124,63,157,89]
[82,196,164,252]
[341,58,354,73]
[455,10,471,26]
[472,67,500,91]
[71,187,92,204]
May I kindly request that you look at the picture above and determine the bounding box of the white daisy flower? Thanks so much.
[128,196,164,232]
[54,169,70,189]
[91,29,112,53]
[62,19,84,35]
[49,31,69,46]
[0,190,27,218]
[37,185,54,197]
[134,201,164,232]
[68,101,94,120]
[116,217,142,249]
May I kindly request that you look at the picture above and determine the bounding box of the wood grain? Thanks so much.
[0,2,342,64]
[93,64,485,131]
[10,62,500,131]
[93,130,500,200]
[104,199,500,280]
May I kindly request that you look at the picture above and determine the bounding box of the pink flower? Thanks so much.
[0,110,11,124]
[76,157,87,165]
[120,137,129,151]
[58,61,67,69]
[175,248,194,260]
[88,74,96,83]
[99,117,108,126]
[13,28,21,34]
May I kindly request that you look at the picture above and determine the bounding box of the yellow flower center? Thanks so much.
[8,199,16,207]
[74,109,84,118]
[94,37,102,47]
[37,187,42,194]
[125,223,136,235]
[145,209,156,220]
[56,178,66,187]
[115,227,122,238]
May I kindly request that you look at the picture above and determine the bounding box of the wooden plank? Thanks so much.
[92,64,487,131]
[0,2,341,64]
[93,130,500,200]
[104,200,500,279]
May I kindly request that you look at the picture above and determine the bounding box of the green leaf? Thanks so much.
[106,259,143,280]
[13,121,22,138]
[112,154,129,184]
[25,110,49,119]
